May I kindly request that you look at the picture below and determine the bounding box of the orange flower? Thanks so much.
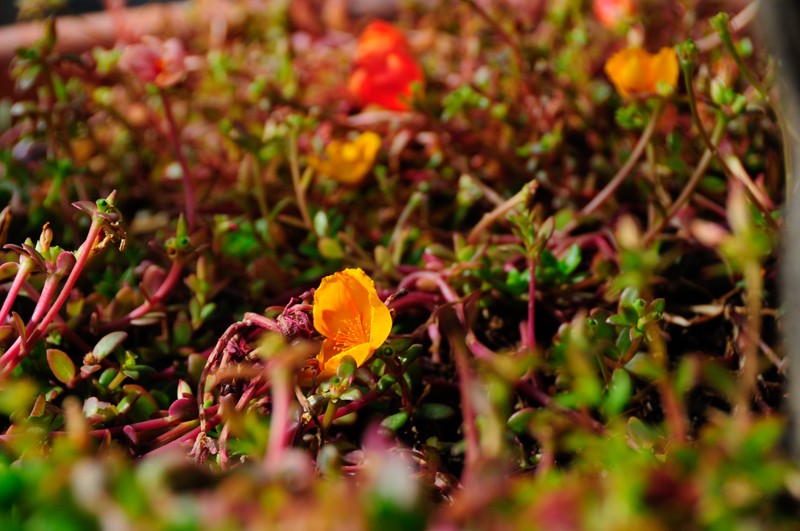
[310,131,381,185]
[348,21,424,111]
[604,46,679,99]
[313,268,392,378]
[593,0,636,28]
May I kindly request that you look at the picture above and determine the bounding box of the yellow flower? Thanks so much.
[604,46,679,99]
[311,132,381,185]
[313,268,392,378]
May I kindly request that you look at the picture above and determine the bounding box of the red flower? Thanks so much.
[348,21,423,111]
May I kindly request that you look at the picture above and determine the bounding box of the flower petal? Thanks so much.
[318,340,372,378]
[651,47,679,92]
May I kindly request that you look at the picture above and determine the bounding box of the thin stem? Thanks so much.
[388,188,426,264]
[526,256,536,352]
[576,102,663,222]
[696,1,760,53]
[160,91,197,231]
[0,262,33,325]
[265,362,292,471]
[461,0,530,99]
[99,258,184,332]
[467,183,531,244]
[738,261,763,417]
[0,220,103,374]
[24,274,62,336]
[643,117,727,245]
[287,129,312,230]
[678,52,778,232]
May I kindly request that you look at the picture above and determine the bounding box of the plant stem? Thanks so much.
[287,128,312,230]
[526,256,536,352]
[0,262,33,325]
[266,362,292,471]
[467,183,532,244]
[643,116,727,245]
[99,258,184,332]
[0,220,103,375]
[160,90,197,231]
[576,102,663,223]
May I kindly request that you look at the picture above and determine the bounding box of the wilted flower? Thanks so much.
[313,268,392,378]
[604,46,679,99]
[348,21,424,111]
[310,131,381,185]
[119,36,188,89]
[593,0,636,28]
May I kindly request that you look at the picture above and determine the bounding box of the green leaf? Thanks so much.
[93,331,127,360]
[339,388,362,402]
[561,244,582,275]
[377,374,398,394]
[418,403,454,420]
[380,411,409,432]
[46,349,75,384]
[603,369,632,418]
[507,408,536,436]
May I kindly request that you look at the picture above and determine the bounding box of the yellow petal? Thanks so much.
[316,132,381,186]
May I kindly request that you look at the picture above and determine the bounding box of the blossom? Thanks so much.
[119,36,188,89]
[310,131,381,185]
[313,268,392,378]
[593,0,636,28]
[604,46,679,99]
[348,21,424,111]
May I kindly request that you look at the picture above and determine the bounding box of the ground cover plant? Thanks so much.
[0,0,794,528]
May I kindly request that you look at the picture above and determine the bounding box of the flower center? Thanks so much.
[332,317,368,352]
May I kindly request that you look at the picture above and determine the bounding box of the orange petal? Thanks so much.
[312,268,374,339]
[650,47,679,93]
[605,47,648,99]
[317,340,372,378]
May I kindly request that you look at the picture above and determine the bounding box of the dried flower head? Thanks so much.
[312,268,392,378]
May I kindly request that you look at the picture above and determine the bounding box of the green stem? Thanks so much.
[643,116,728,245]
[576,102,663,222]
[288,129,312,230]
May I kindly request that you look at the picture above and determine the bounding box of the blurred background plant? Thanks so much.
[0,0,794,528]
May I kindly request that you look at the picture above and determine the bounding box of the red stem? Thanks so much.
[266,363,292,470]
[0,262,32,325]
[160,90,197,231]
[0,220,103,374]
[99,258,184,332]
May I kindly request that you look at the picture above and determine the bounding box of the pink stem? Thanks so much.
[0,263,32,325]
[266,363,292,470]
[160,91,197,231]
[99,258,184,332]
[0,220,103,374]
[21,281,91,351]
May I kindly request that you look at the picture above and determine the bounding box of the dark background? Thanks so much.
[0,1,176,26]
